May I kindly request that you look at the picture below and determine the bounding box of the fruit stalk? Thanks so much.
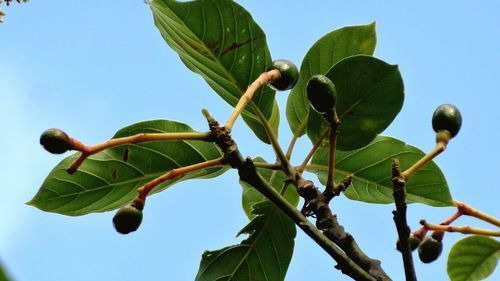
[66,131,211,174]
[224,68,280,131]
[420,220,500,237]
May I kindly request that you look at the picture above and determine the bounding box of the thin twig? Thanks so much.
[285,118,307,160]
[420,220,500,237]
[224,69,280,131]
[137,157,226,200]
[297,128,330,173]
[454,200,500,227]
[67,131,211,174]
[401,141,446,180]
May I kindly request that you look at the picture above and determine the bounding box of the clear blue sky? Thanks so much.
[1,0,499,280]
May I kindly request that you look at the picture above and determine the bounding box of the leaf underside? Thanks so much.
[28,120,228,216]
[196,158,298,281]
[150,0,279,144]
[310,136,453,206]
[196,201,296,281]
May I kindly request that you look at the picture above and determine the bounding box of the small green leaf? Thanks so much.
[196,201,296,281]
[307,55,404,151]
[447,236,500,281]
[240,158,299,219]
[28,120,228,216]
[310,136,453,206]
[150,0,278,144]
[286,23,376,137]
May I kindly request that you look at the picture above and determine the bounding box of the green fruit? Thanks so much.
[432,104,462,138]
[306,74,337,114]
[113,204,143,234]
[418,235,443,263]
[396,233,422,252]
[40,128,72,154]
[268,59,299,91]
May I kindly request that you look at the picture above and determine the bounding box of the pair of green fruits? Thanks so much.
[269,59,337,115]
[397,232,444,264]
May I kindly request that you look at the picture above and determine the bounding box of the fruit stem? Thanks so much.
[285,118,307,160]
[66,131,211,174]
[325,112,340,190]
[420,220,500,237]
[454,200,500,227]
[401,138,447,180]
[224,69,280,131]
[297,128,330,173]
[137,157,226,200]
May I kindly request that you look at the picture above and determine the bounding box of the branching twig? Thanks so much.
[391,159,417,281]
[67,131,211,174]
[206,112,390,280]
[454,200,500,227]
[420,220,500,237]
[136,157,226,200]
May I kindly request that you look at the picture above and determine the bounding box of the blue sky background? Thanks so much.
[1,0,499,280]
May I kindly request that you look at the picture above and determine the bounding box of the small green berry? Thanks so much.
[40,128,72,154]
[418,234,443,263]
[396,233,422,253]
[268,59,299,91]
[113,204,143,234]
[306,74,337,114]
[432,104,462,138]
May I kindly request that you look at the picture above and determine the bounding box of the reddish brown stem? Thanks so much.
[454,200,500,227]
[66,132,211,174]
[137,157,226,200]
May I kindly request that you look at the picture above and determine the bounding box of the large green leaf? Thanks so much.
[196,158,297,281]
[307,55,404,151]
[286,23,376,137]
[28,120,228,216]
[150,0,278,144]
[310,136,453,206]
[241,158,299,219]
[447,236,500,281]
[196,201,296,281]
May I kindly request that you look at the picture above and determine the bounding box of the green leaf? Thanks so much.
[310,136,453,206]
[286,23,376,137]
[241,158,299,220]
[150,0,278,144]
[196,201,296,281]
[28,120,228,216]
[447,236,500,281]
[307,55,404,151]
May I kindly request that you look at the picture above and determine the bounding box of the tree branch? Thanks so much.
[206,114,389,281]
[391,159,417,281]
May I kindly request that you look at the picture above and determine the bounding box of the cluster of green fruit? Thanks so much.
[397,231,445,264]
[39,60,462,236]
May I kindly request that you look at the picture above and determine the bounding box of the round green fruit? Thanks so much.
[40,128,72,154]
[396,233,422,253]
[306,74,337,114]
[268,59,299,91]
[113,204,143,234]
[418,235,443,263]
[432,104,462,138]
